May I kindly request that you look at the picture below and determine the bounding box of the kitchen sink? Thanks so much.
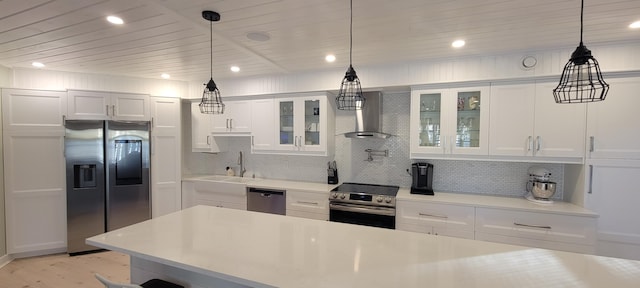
[198,175,261,184]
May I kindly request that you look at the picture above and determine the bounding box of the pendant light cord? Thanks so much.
[210,20,213,78]
[580,0,584,45]
[349,0,353,66]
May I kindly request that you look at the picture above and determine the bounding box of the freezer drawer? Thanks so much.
[247,188,286,215]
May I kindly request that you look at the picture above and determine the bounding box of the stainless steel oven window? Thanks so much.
[329,202,395,229]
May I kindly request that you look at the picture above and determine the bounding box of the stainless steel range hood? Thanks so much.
[344,92,393,139]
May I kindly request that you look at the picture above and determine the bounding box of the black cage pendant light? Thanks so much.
[199,10,225,114]
[336,0,365,110]
[553,0,609,104]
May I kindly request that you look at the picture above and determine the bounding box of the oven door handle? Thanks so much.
[329,202,395,216]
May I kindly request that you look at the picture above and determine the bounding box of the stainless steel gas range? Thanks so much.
[329,182,399,229]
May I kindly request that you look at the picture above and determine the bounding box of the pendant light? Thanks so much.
[553,0,609,103]
[335,0,365,110]
[199,10,225,114]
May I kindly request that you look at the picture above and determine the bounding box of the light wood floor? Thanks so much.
[0,251,130,288]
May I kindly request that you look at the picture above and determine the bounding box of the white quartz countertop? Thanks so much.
[397,188,598,217]
[182,175,595,217]
[87,206,639,288]
[182,174,336,193]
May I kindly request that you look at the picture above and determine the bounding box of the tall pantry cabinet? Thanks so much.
[2,89,68,255]
[582,77,640,260]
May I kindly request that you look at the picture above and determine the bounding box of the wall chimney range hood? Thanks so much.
[344,92,393,139]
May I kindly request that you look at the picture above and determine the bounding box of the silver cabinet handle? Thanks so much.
[229,118,233,129]
[294,136,298,147]
[106,105,110,116]
[251,136,254,147]
[297,201,319,205]
[226,119,229,129]
[112,105,116,117]
[206,135,211,145]
[536,136,541,152]
[418,213,448,219]
[589,136,595,152]
[299,136,303,147]
[588,165,594,194]
[514,222,551,229]
[527,136,532,151]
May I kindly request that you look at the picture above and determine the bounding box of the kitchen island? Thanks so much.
[87,205,640,288]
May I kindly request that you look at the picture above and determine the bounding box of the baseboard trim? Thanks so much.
[10,247,67,259]
[0,254,14,269]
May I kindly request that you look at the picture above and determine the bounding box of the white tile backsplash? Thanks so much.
[183,93,564,199]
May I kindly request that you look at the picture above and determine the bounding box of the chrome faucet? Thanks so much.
[238,151,246,177]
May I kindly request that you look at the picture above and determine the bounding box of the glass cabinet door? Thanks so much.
[418,93,442,148]
[455,91,481,148]
[279,101,294,145]
[304,99,320,147]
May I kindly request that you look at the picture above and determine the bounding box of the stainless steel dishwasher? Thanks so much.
[247,187,286,215]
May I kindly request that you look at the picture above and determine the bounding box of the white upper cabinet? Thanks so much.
[2,89,67,132]
[274,94,334,156]
[211,100,252,134]
[67,90,150,121]
[411,86,490,159]
[251,98,275,151]
[586,77,640,160]
[489,82,586,162]
[191,102,227,153]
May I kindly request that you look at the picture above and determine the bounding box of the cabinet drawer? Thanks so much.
[396,201,475,232]
[197,199,246,210]
[286,190,328,214]
[396,222,474,240]
[475,232,596,254]
[287,210,328,221]
[193,181,246,203]
[475,208,596,245]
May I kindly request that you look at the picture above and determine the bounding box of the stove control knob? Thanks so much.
[376,196,383,203]
[340,194,346,199]
[385,197,392,203]
[331,193,338,199]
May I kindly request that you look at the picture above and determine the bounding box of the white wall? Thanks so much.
[188,42,640,98]
[10,68,188,97]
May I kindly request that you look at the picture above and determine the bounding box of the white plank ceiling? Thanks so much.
[0,0,639,82]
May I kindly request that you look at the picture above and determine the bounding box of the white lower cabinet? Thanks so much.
[475,207,597,254]
[286,190,328,221]
[181,181,247,210]
[396,201,475,239]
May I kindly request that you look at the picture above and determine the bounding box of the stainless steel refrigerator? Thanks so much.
[65,120,150,255]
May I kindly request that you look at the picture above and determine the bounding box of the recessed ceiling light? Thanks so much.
[230,66,240,72]
[325,54,336,63]
[107,16,124,25]
[246,31,270,42]
[630,21,640,29]
[452,40,466,48]
[32,62,45,68]
[161,73,170,79]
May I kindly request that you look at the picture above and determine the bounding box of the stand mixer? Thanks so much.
[525,167,556,203]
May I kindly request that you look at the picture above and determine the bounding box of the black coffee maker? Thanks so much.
[411,162,434,195]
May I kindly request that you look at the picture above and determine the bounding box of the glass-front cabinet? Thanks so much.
[410,86,490,158]
[275,94,332,154]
